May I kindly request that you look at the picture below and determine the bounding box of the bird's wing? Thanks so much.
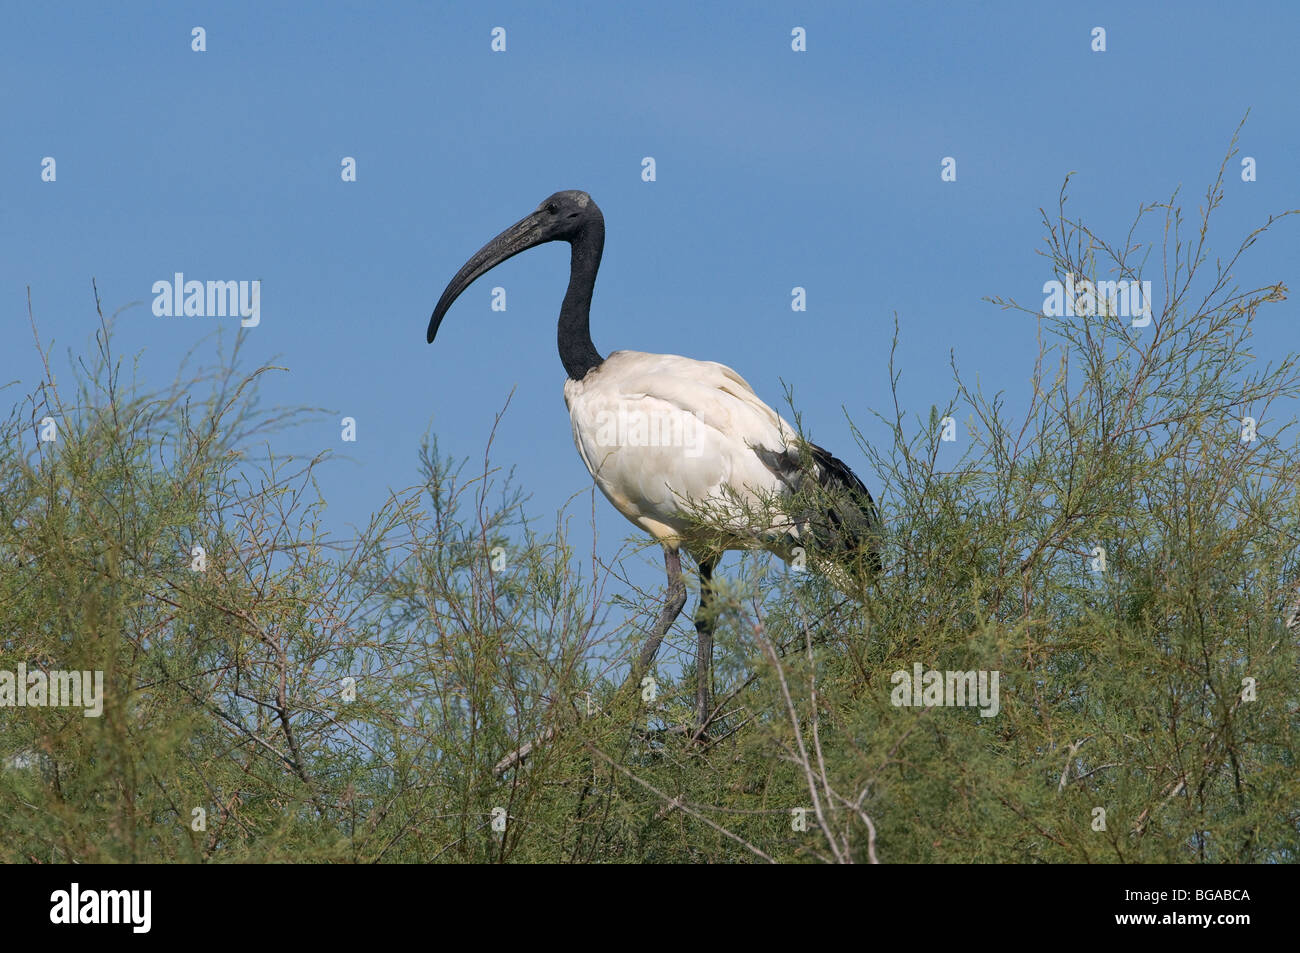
[564,351,816,547]
[596,350,801,453]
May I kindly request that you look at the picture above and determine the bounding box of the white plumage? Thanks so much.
[564,349,802,551]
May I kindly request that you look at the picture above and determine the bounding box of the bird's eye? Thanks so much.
[546,203,558,214]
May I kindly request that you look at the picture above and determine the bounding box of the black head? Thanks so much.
[533,189,599,239]
[426,190,603,343]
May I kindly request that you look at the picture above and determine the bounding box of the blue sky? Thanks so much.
[4,1,1298,595]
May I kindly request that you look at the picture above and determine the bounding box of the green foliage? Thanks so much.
[2,133,1297,862]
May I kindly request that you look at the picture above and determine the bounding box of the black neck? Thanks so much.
[558,218,605,380]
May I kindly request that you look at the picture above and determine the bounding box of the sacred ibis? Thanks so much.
[427,190,880,731]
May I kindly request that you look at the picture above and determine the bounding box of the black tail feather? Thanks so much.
[805,442,882,573]
[753,441,882,574]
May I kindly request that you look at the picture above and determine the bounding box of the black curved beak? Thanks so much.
[427,211,550,344]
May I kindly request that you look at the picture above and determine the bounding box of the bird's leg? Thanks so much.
[632,546,686,689]
[695,556,717,732]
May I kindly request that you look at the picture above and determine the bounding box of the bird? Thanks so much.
[427,190,880,733]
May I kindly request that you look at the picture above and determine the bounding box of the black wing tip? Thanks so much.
[807,443,873,502]
[757,440,883,571]
[807,442,883,564]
